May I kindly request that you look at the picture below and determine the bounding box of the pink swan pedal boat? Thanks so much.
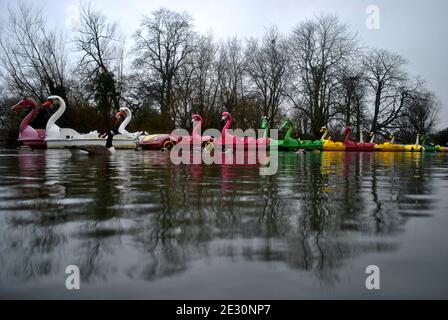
[342,126,375,151]
[176,114,212,148]
[11,98,46,149]
[212,112,269,151]
[138,114,212,150]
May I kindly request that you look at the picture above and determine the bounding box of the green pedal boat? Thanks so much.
[261,118,324,151]
[421,135,442,152]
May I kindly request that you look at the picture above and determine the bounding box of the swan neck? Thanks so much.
[284,125,293,140]
[20,103,38,132]
[263,122,269,138]
[222,116,232,135]
[320,130,328,141]
[344,129,350,142]
[46,99,66,130]
[192,119,202,136]
[119,111,131,134]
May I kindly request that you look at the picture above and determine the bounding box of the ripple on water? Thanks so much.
[0,149,447,298]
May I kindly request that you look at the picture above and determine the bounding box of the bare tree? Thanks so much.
[74,3,124,124]
[245,26,290,125]
[191,33,219,127]
[363,49,408,133]
[171,33,221,129]
[216,37,246,115]
[172,54,195,128]
[288,15,358,138]
[0,92,21,146]
[0,2,67,101]
[133,8,196,128]
[0,5,441,141]
[333,64,367,140]
[397,84,438,141]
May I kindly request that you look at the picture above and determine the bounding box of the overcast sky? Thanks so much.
[1,0,447,127]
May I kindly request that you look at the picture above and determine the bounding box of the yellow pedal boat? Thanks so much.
[374,135,405,152]
[320,127,345,151]
[403,134,423,152]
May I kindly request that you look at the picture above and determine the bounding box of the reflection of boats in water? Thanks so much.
[320,149,425,175]
[177,146,271,166]
[16,148,48,199]
[2,147,442,295]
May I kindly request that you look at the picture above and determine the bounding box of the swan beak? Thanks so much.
[42,100,53,107]
[115,111,125,119]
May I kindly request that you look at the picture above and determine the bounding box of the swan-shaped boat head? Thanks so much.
[261,117,269,129]
[280,119,293,130]
[221,111,231,123]
[11,98,35,113]
[115,107,142,139]
[11,98,47,148]
[115,107,131,134]
[192,113,203,123]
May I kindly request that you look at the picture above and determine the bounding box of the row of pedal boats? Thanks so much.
[11,96,447,152]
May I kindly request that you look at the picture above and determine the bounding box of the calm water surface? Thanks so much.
[0,149,447,299]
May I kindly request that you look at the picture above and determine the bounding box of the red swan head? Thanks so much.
[191,114,203,122]
[11,98,38,112]
[41,98,59,108]
[221,111,231,122]
[115,111,125,119]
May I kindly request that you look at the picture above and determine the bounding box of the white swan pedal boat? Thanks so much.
[42,95,139,149]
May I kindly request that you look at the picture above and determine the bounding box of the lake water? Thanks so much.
[0,149,447,299]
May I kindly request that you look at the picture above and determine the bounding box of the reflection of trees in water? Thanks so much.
[368,153,435,233]
[316,152,435,234]
[63,153,132,282]
[0,150,127,282]
[276,152,373,285]
[0,150,66,281]
[292,152,437,284]
[0,222,65,281]
[0,149,440,286]
[132,152,439,284]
